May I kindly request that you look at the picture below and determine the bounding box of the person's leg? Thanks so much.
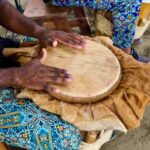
[111,0,149,63]
[0,88,81,150]
[50,0,112,9]
[111,0,141,50]
[50,0,149,63]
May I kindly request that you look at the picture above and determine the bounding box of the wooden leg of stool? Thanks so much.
[0,143,7,150]
[85,131,99,144]
[80,130,113,150]
[52,16,71,32]
[73,7,92,35]
[80,131,86,141]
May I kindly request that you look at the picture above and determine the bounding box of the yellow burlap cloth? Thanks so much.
[3,36,150,133]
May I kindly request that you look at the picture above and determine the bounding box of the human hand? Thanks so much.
[15,48,72,94]
[36,28,86,49]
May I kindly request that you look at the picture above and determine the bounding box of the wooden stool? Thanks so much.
[24,0,92,34]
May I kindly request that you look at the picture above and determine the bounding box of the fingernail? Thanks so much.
[75,46,82,49]
[54,89,60,93]
[53,41,58,47]
[82,44,86,48]
[69,74,73,79]
[42,48,47,51]
[66,78,73,82]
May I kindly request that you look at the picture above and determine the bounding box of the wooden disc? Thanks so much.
[45,39,121,103]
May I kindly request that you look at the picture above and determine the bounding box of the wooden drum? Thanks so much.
[4,39,121,104]
[42,39,121,103]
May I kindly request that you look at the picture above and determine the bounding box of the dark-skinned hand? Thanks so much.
[37,28,86,49]
[15,48,72,94]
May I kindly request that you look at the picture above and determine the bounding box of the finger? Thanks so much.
[53,40,58,47]
[47,38,58,47]
[69,34,86,47]
[69,33,86,42]
[68,39,85,49]
[44,84,60,94]
[63,41,83,49]
[45,66,68,74]
[40,71,70,78]
[43,75,72,85]
[60,36,85,49]
[40,66,69,77]
[39,67,73,83]
[58,72,72,77]
[68,33,86,45]
[51,32,85,49]
[40,48,47,63]
[64,73,73,80]
[58,38,81,49]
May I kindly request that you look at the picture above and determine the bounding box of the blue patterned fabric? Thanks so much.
[51,0,142,49]
[0,88,81,150]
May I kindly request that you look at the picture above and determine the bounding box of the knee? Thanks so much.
[59,122,82,149]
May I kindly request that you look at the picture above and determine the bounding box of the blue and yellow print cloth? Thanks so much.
[0,88,81,150]
[50,0,142,49]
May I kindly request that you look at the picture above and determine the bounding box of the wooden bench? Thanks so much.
[24,0,92,34]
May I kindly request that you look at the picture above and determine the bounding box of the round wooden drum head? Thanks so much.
[45,39,121,103]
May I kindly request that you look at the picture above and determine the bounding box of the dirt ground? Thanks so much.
[102,106,150,150]
[1,1,150,150]
[101,25,150,150]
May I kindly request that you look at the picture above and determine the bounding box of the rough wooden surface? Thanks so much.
[43,39,121,103]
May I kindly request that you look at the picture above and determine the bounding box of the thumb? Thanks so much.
[39,48,47,63]
[47,38,58,47]
[41,39,58,48]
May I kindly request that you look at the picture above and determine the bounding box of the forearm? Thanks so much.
[0,0,43,38]
[0,68,18,88]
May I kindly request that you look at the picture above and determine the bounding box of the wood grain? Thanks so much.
[45,39,121,103]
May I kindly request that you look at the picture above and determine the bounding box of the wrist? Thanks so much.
[33,25,46,40]
[0,68,20,88]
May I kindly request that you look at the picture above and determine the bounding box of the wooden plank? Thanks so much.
[69,18,92,28]
[0,143,7,150]
[24,0,67,19]
[138,3,150,23]
[73,7,92,35]
[24,0,92,34]
[52,16,71,32]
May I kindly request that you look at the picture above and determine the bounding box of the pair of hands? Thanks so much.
[15,29,86,94]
